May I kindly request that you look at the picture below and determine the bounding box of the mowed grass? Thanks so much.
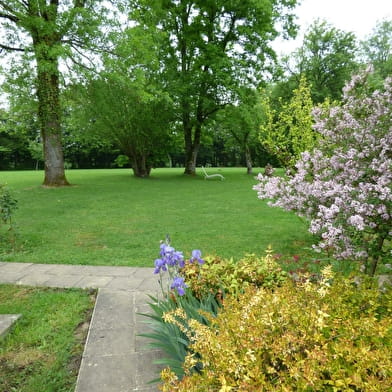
[0,284,96,392]
[0,168,315,266]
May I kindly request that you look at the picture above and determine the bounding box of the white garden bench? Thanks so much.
[201,166,225,180]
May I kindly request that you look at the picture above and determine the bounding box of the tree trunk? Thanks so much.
[130,153,151,178]
[245,144,253,174]
[184,119,202,176]
[35,53,69,187]
[368,234,387,276]
[42,131,69,186]
[184,145,199,175]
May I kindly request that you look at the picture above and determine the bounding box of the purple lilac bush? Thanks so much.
[254,70,391,275]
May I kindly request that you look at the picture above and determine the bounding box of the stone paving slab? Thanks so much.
[0,262,161,291]
[15,272,51,286]
[0,314,21,338]
[77,275,115,289]
[0,262,33,272]
[105,277,145,290]
[75,289,163,392]
[43,274,85,288]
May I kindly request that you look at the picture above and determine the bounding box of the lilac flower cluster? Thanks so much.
[154,239,204,296]
[254,70,391,273]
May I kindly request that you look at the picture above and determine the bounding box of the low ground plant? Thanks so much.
[0,184,17,227]
[0,184,18,248]
[160,269,392,391]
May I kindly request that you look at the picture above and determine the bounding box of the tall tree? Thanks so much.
[0,1,115,186]
[259,75,316,169]
[72,26,173,177]
[78,75,172,177]
[130,0,299,175]
[216,88,263,174]
[278,19,358,103]
[360,19,392,83]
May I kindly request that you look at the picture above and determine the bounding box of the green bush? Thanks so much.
[0,184,17,226]
[0,184,18,248]
[181,248,287,300]
[160,268,392,391]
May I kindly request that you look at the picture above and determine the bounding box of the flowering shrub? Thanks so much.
[159,268,392,391]
[254,70,392,275]
[180,248,287,299]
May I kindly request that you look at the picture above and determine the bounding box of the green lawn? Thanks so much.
[0,284,95,392]
[0,168,315,266]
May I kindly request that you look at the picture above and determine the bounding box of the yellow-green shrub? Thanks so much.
[181,249,287,299]
[160,268,392,391]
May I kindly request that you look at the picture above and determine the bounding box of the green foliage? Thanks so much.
[216,88,264,174]
[160,270,392,391]
[272,19,358,106]
[80,73,172,177]
[140,291,221,379]
[0,184,18,250]
[113,155,130,168]
[259,76,317,169]
[287,19,358,103]
[360,19,392,88]
[73,25,173,177]
[181,249,287,299]
[0,0,124,185]
[143,248,288,381]
[0,106,38,170]
[0,184,17,226]
[129,0,300,174]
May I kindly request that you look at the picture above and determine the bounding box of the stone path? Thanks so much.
[0,261,165,392]
[0,314,21,338]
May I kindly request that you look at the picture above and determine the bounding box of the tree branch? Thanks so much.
[0,43,26,52]
[66,42,100,73]
[0,0,24,20]
[74,0,86,7]
[0,11,19,23]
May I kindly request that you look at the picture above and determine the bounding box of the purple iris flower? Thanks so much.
[154,258,167,274]
[160,244,174,257]
[174,251,185,268]
[170,276,188,296]
[190,249,204,264]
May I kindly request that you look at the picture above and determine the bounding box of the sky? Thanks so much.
[273,0,392,55]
